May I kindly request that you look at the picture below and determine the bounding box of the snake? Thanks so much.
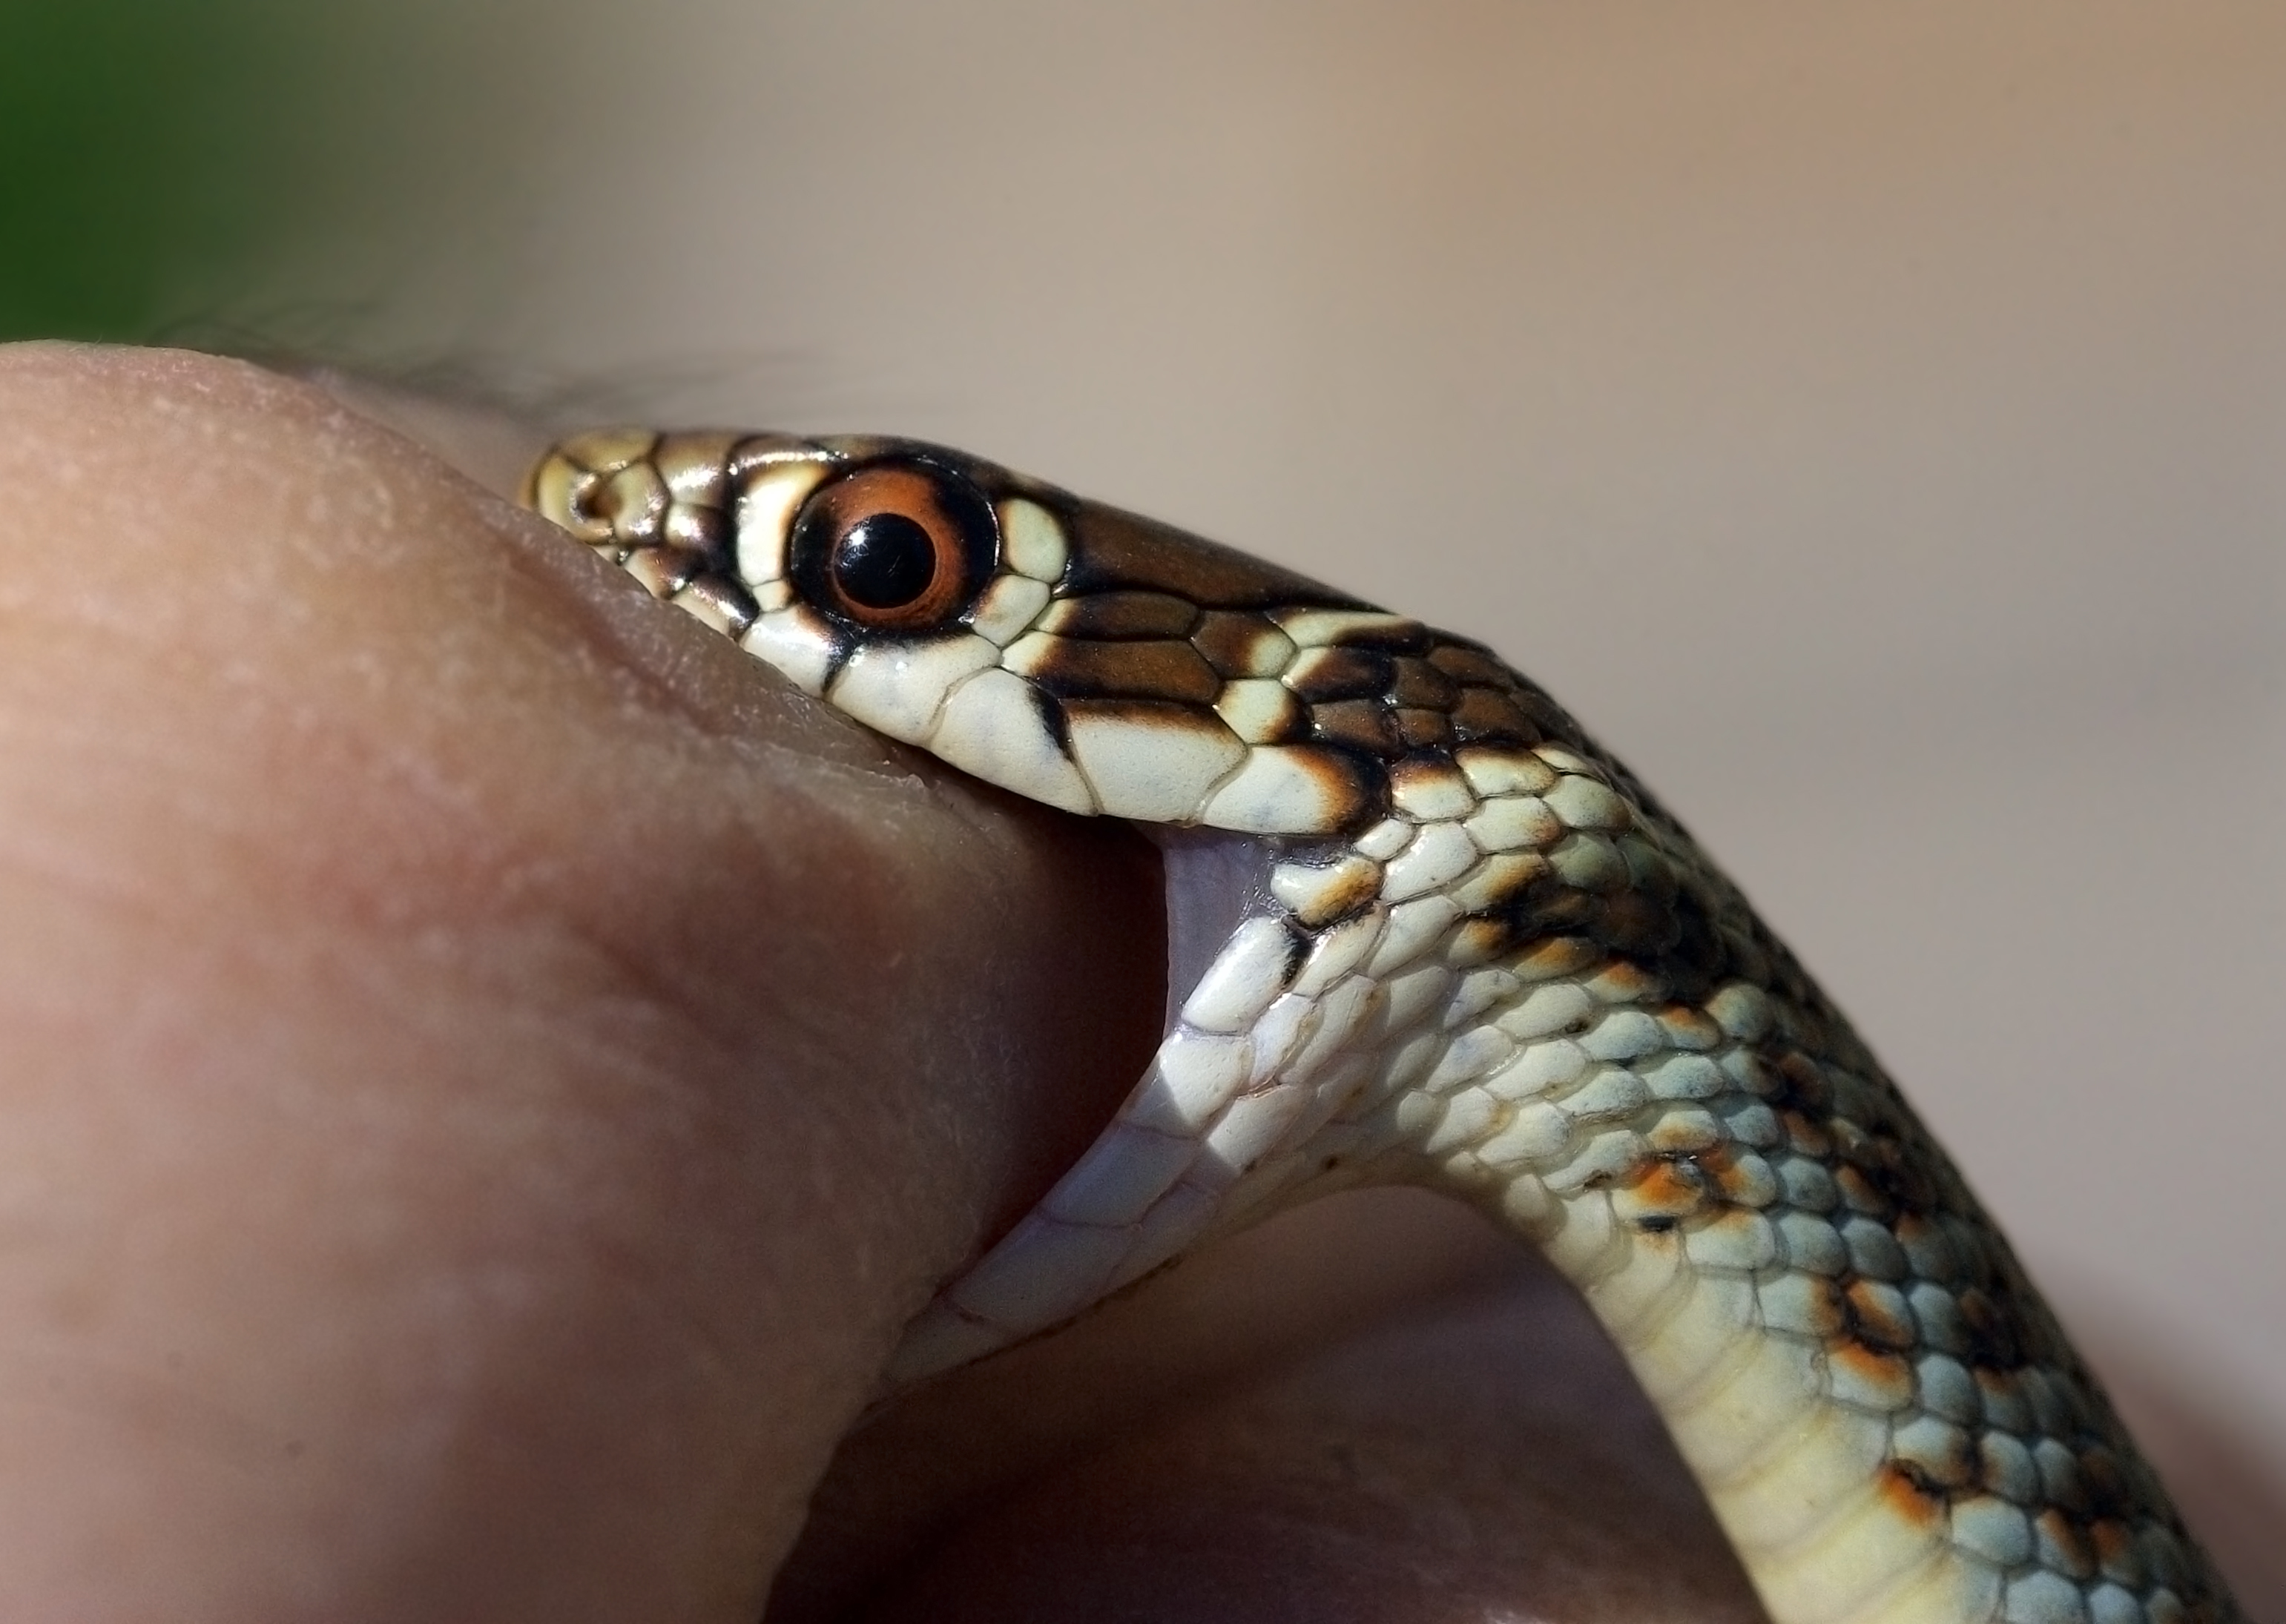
[522,427,2238,1624]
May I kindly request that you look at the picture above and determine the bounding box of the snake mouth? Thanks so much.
[883,822,1346,1389]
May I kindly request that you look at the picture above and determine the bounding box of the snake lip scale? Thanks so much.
[524,427,2238,1624]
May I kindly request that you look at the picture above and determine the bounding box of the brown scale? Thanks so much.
[1283,644,1396,704]
[1389,655,1460,709]
[1308,699,1400,755]
[1037,590,1202,641]
[1016,633,1224,707]
[1449,684,1545,745]
[1394,708,1456,749]
[1190,610,1284,677]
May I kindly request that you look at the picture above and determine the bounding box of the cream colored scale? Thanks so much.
[525,429,2237,1624]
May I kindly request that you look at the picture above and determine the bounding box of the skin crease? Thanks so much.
[0,344,2268,1624]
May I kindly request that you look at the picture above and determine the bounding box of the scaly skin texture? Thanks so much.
[527,429,2238,1624]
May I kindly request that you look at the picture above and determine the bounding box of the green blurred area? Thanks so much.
[0,0,329,341]
[0,0,528,354]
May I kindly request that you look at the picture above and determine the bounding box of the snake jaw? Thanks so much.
[884,823,1353,1387]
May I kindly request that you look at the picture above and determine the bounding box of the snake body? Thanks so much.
[525,429,2237,1624]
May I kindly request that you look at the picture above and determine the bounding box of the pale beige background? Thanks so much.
[326,1,2284,1452]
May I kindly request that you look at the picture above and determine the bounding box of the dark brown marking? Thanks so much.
[1396,707,1455,748]
[1779,1109,1834,1159]
[1452,684,1541,744]
[1426,642,1508,684]
[2043,1449,2093,1516]
[1387,756,1467,804]
[1902,1426,1977,1491]
[1390,656,1460,708]
[1453,917,1515,963]
[1038,590,1202,640]
[1960,1291,2025,1368]
[1775,1052,1832,1112]
[1514,882,1598,936]
[2089,1519,2138,1582]
[1831,1339,1914,1404]
[1061,502,1367,610]
[1833,1164,1894,1222]
[663,502,728,555]
[1191,610,1288,677]
[1511,935,1601,980]
[1021,636,1222,705]
[2035,1509,2097,1580]
[1284,644,1394,703]
[1472,851,1553,907]
[1288,858,1383,928]
[1594,889,1684,956]
[1877,1464,1949,1530]
[1838,1120,1937,1216]
[1584,958,1670,1009]
[1058,696,1246,745]
[1844,1280,1918,1351]
[1623,1160,1707,1221]
[2081,1448,2133,1521]
[1724,1052,1778,1098]
[1310,699,1399,753]
[1791,1277,1851,1339]
[1282,746,1383,831]
[1699,1145,1763,1203]
[1216,681,1310,743]
[673,573,760,639]
[1656,1005,1724,1050]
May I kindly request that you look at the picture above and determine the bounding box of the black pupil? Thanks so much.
[832,512,938,608]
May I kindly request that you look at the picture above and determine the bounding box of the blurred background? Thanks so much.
[7,0,2281,1574]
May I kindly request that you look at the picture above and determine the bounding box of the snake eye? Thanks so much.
[791,458,998,633]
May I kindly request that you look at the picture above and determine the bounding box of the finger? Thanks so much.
[777,1189,1767,1624]
[872,1224,1768,1624]
[0,343,1159,1623]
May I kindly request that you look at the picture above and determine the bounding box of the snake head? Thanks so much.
[527,429,1581,842]
[527,424,1636,1365]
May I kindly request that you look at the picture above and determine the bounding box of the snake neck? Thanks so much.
[892,656,2236,1624]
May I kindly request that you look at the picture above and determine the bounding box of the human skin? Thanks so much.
[0,344,2261,1623]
